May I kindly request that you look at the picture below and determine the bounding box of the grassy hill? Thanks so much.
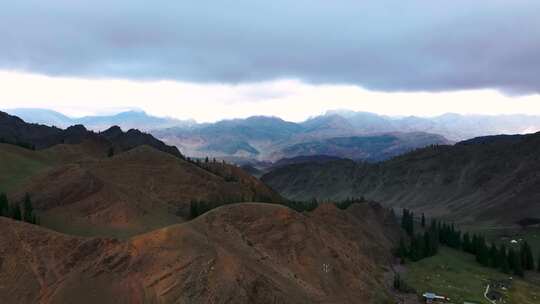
[0,143,56,192]
[0,111,283,238]
[1,141,282,238]
[403,247,540,304]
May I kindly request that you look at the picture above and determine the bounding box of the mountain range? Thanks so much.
[5,108,195,131]
[261,131,540,226]
[7,108,540,165]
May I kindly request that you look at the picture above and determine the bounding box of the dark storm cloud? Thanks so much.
[1,0,539,93]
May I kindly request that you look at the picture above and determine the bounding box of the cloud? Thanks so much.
[2,71,540,123]
[0,0,539,93]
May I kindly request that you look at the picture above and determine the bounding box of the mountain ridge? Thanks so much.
[261,131,540,225]
[0,201,400,304]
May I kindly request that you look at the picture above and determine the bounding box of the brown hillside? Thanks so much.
[0,202,399,304]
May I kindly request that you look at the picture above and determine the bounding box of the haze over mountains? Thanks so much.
[6,108,195,131]
[7,108,540,164]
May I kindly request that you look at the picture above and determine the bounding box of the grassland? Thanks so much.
[39,203,185,240]
[463,225,540,260]
[403,247,540,304]
[0,144,55,193]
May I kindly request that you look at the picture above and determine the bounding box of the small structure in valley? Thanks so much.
[422,292,450,303]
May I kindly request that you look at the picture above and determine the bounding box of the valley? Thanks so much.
[3,2,540,303]
[1,111,540,304]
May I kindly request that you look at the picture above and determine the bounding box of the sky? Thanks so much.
[1,1,539,122]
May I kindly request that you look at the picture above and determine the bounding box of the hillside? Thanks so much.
[262,132,540,225]
[0,202,400,304]
[271,133,449,162]
[0,112,282,238]
[2,143,281,238]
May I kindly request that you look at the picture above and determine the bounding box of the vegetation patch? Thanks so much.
[403,247,540,304]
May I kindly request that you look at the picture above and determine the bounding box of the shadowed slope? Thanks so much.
[262,132,540,225]
[0,111,183,158]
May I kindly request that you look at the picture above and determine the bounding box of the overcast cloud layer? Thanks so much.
[1,0,539,93]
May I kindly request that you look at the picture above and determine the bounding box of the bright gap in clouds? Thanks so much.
[1,70,539,122]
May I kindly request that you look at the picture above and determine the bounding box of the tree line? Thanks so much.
[0,192,39,225]
[0,137,36,150]
[189,191,280,219]
[189,196,368,219]
[397,209,540,277]
[186,156,240,182]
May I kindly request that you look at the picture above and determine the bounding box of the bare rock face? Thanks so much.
[0,202,399,304]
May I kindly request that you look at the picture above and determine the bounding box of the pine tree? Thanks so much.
[107,146,114,157]
[189,200,199,219]
[489,243,499,268]
[393,273,402,290]
[0,192,8,217]
[22,193,34,223]
[401,209,414,237]
[497,245,506,269]
[508,248,516,271]
[12,204,21,221]
[421,213,426,228]
[475,237,489,266]
[409,211,415,236]
[537,251,540,272]
[520,241,535,271]
[462,232,468,253]
[423,231,432,257]
[513,253,524,277]
[500,245,510,274]
[398,237,407,264]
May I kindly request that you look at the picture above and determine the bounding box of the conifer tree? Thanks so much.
[537,252,540,272]
[421,213,425,228]
[475,236,489,266]
[107,146,114,157]
[423,231,432,257]
[398,237,407,264]
[497,245,506,268]
[22,193,34,223]
[500,245,510,274]
[401,209,414,236]
[393,273,404,290]
[0,192,8,217]
[508,248,516,270]
[520,241,535,271]
[12,204,21,221]
[489,243,499,268]
[513,253,524,277]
